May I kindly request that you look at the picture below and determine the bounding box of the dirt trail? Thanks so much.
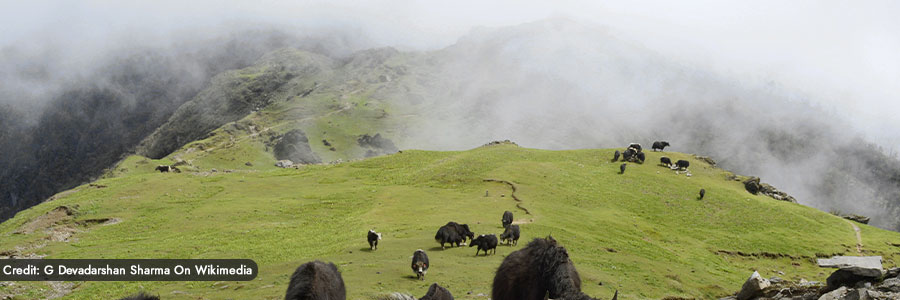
[844,219,863,253]
[483,179,531,215]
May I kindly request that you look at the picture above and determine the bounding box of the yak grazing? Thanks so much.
[675,160,690,170]
[470,234,499,256]
[492,237,617,300]
[660,156,672,167]
[284,260,346,300]
[500,224,521,246]
[434,222,474,249]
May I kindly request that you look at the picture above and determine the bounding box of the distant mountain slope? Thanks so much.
[3,19,900,232]
[2,145,898,299]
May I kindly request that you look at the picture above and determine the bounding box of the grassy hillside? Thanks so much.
[2,143,899,299]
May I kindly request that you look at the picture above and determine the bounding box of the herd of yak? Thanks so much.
[278,209,617,300]
[116,142,708,300]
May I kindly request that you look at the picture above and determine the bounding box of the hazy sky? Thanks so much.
[2,0,898,149]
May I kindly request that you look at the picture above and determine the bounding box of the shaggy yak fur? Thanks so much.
[675,160,690,170]
[619,163,626,174]
[612,150,620,162]
[419,283,454,300]
[500,224,521,246]
[502,211,514,228]
[635,152,645,163]
[699,189,706,200]
[412,249,430,280]
[492,237,618,300]
[470,234,499,256]
[434,222,474,249]
[118,292,160,300]
[284,260,346,300]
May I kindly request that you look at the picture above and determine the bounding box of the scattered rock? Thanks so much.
[737,271,770,300]
[839,214,871,225]
[818,256,884,278]
[885,268,900,279]
[273,129,321,164]
[818,286,849,300]
[744,177,761,194]
[358,133,399,156]
[743,176,797,202]
[244,162,253,166]
[481,140,518,147]
[826,269,880,292]
[694,155,717,166]
[275,160,294,168]
[878,277,900,293]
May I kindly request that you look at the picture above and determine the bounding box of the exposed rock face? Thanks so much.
[743,176,798,203]
[817,256,884,278]
[357,133,399,157]
[725,258,899,300]
[273,130,321,164]
[839,214,872,224]
[737,271,770,300]
[744,177,762,194]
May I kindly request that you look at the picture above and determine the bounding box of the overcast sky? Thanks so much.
[2,0,898,149]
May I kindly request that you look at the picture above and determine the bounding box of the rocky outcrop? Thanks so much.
[480,140,518,147]
[273,130,321,164]
[834,213,872,225]
[736,271,770,300]
[724,257,899,300]
[743,177,797,203]
[818,256,884,292]
[694,155,717,167]
[358,133,399,157]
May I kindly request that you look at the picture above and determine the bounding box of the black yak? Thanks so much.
[612,150,620,162]
[622,148,635,161]
[118,292,160,300]
[652,141,670,151]
[502,211,514,228]
[500,224,520,246]
[675,160,690,170]
[411,249,429,280]
[434,222,474,249]
[284,260,346,300]
[367,229,382,250]
[155,165,170,173]
[699,189,706,200]
[628,143,642,152]
[660,156,672,167]
[419,283,454,300]
[619,163,626,174]
[470,234,499,256]
[492,237,617,300]
[635,152,645,163]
